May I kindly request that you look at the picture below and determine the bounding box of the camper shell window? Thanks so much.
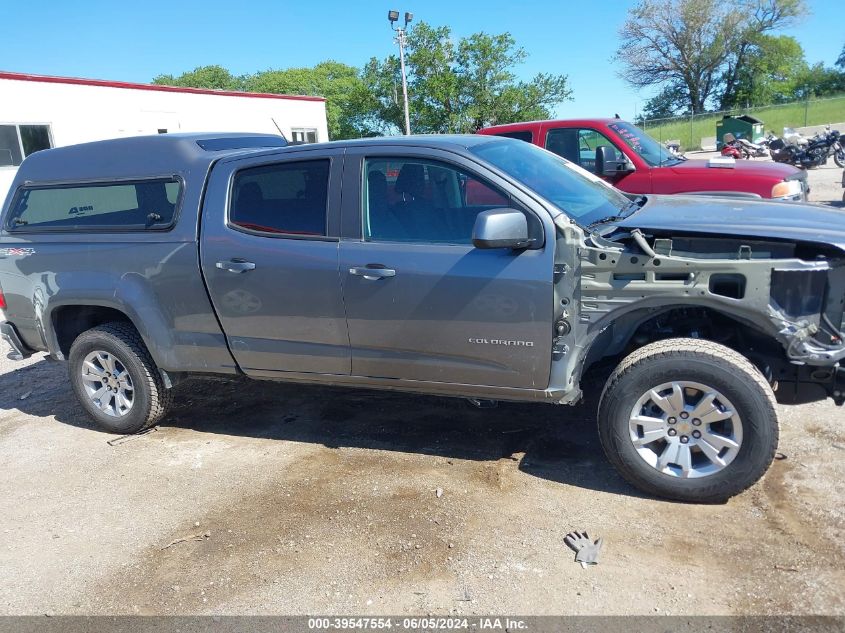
[6,178,182,232]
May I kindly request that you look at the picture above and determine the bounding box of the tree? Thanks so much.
[615,0,804,114]
[362,21,572,134]
[836,43,845,70]
[153,24,572,138]
[152,65,244,91]
[639,84,689,121]
[153,63,377,139]
[244,62,378,139]
[718,0,805,109]
[794,62,845,98]
[729,35,807,106]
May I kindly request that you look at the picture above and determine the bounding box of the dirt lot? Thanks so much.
[1,163,844,617]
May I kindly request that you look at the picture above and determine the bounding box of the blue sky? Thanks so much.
[3,0,842,120]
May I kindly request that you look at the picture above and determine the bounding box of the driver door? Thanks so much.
[338,148,555,389]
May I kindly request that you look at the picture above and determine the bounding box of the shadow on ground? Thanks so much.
[0,356,645,500]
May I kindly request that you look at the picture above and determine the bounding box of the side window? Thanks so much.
[9,179,180,230]
[363,157,511,245]
[546,128,620,174]
[544,128,579,164]
[290,129,319,145]
[0,124,53,167]
[493,130,533,143]
[19,125,52,157]
[0,125,22,167]
[230,159,329,236]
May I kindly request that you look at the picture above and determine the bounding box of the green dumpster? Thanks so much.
[716,114,765,149]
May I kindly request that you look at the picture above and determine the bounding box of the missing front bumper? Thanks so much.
[775,363,845,406]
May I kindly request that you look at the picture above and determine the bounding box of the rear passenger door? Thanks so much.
[200,148,349,377]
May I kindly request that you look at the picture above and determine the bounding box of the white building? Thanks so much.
[0,70,329,206]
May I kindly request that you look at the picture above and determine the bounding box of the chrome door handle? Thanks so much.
[349,266,396,280]
[216,259,256,273]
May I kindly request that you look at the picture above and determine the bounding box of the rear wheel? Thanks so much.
[68,322,171,434]
[598,338,778,503]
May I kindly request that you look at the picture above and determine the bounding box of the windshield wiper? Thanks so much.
[587,195,646,229]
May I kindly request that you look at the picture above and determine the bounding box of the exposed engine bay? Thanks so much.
[550,216,845,407]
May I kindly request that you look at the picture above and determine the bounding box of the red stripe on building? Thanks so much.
[0,70,326,102]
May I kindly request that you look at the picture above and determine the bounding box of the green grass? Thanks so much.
[641,96,845,151]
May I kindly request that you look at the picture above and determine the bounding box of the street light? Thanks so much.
[388,9,413,135]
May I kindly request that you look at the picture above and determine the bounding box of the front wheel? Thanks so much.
[598,338,778,503]
[834,147,845,168]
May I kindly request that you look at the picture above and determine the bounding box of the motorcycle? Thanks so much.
[720,133,749,159]
[833,133,845,168]
[783,127,809,147]
[812,125,844,167]
[769,126,842,169]
[735,135,768,158]
[665,141,685,159]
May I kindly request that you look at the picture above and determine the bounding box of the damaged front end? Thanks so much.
[550,215,845,407]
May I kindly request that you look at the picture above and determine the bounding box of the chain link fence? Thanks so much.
[639,94,845,151]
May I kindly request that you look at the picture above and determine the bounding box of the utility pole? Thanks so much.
[388,10,413,135]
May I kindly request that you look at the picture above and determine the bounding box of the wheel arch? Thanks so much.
[47,299,173,370]
[579,302,781,382]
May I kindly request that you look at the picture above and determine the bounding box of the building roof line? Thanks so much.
[0,70,327,102]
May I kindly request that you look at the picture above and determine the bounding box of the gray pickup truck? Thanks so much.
[1,133,843,503]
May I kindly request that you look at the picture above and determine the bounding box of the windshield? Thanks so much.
[607,121,679,166]
[470,138,630,226]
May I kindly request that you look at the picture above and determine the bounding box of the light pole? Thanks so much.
[388,10,413,135]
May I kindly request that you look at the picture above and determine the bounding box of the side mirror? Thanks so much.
[596,145,633,177]
[472,209,530,250]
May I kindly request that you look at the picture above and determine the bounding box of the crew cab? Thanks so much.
[1,133,843,503]
[478,119,808,201]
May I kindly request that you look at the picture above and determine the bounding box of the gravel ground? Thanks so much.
[1,343,843,616]
[1,161,844,616]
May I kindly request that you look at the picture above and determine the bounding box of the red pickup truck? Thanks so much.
[478,118,808,201]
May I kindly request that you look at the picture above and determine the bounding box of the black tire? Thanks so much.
[834,148,845,169]
[68,322,172,434]
[597,338,778,503]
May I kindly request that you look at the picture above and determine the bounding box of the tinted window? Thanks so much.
[8,179,181,231]
[19,125,52,157]
[494,130,533,143]
[0,125,23,167]
[364,157,511,244]
[230,160,329,236]
[545,128,579,163]
[0,124,53,167]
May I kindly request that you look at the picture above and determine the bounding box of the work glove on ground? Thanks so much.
[564,531,603,565]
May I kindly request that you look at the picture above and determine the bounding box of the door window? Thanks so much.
[363,157,511,245]
[230,159,329,236]
[545,128,621,174]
